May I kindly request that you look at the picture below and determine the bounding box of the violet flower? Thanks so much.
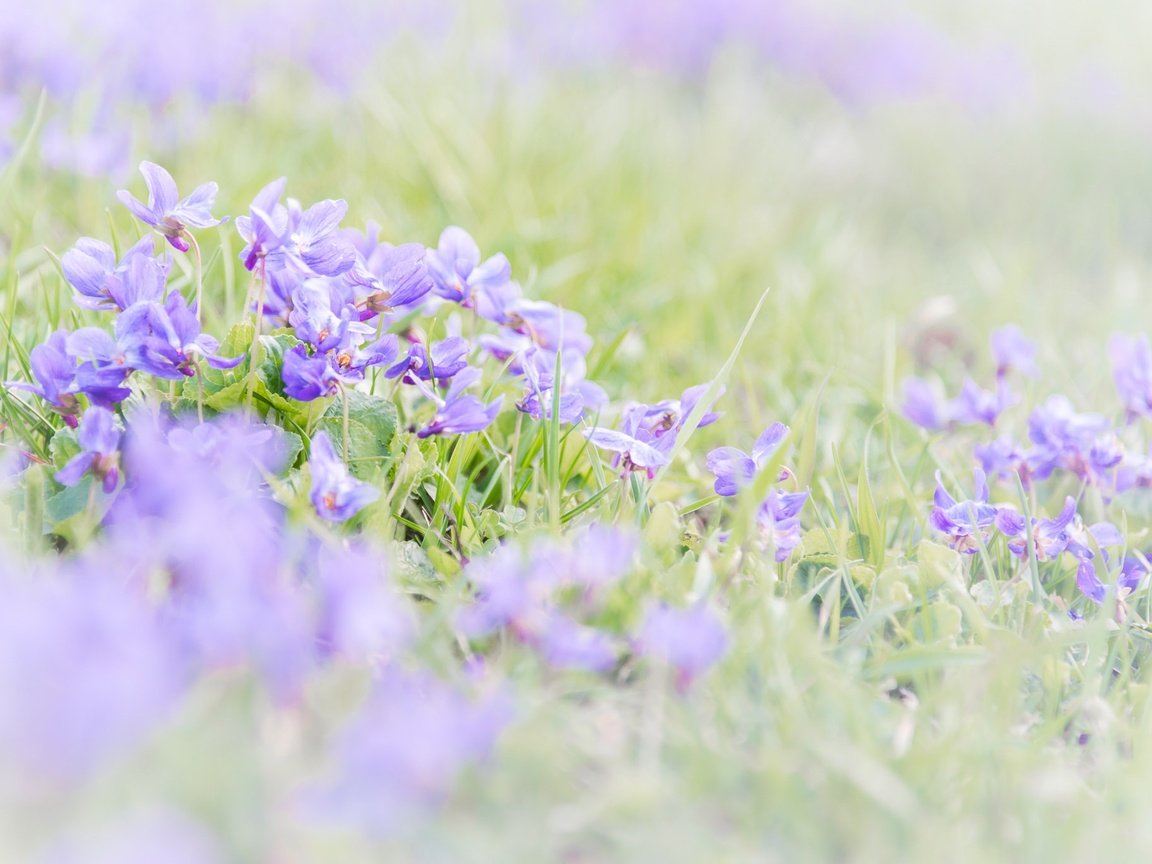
[583,427,668,477]
[61,236,159,312]
[117,161,223,253]
[1077,554,1146,605]
[116,293,243,379]
[9,330,81,426]
[417,368,502,439]
[757,488,809,562]
[282,198,356,277]
[706,422,789,496]
[281,344,341,402]
[309,431,379,522]
[992,325,1038,378]
[426,226,511,303]
[55,406,122,493]
[1110,334,1152,421]
[637,602,728,690]
[930,470,997,554]
[236,177,288,271]
[385,336,469,384]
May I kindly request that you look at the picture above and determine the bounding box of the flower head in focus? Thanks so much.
[117,161,224,252]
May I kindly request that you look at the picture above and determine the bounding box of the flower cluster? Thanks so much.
[706,422,810,562]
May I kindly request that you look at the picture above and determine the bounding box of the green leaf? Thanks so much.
[44,475,94,525]
[316,391,399,479]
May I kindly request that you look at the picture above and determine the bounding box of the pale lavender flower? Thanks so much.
[117,161,223,253]
[757,488,809,561]
[1110,333,1152,421]
[992,325,1038,378]
[426,226,511,303]
[237,177,288,271]
[706,422,789,496]
[301,669,511,834]
[637,602,727,690]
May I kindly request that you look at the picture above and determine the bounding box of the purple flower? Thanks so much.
[117,161,223,253]
[457,544,550,639]
[1025,396,1115,486]
[0,576,182,783]
[949,378,1015,427]
[1110,334,1152,421]
[757,488,809,561]
[67,328,133,409]
[282,198,356,277]
[309,431,379,522]
[535,613,618,672]
[287,280,358,353]
[996,497,1079,561]
[426,226,511,303]
[237,177,289,271]
[992,325,1038,378]
[706,422,789,496]
[8,330,81,426]
[583,427,668,477]
[61,236,161,311]
[417,368,502,438]
[281,344,341,402]
[314,544,413,662]
[1076,554,1146,605]
[301,669,510,833]
[116,293,243,379]
[56,407,122,493]
[351,239,434,316]
[637,603,727,689]
[385,336,469,384]
[930,470,998,554]
[901,377,950,431]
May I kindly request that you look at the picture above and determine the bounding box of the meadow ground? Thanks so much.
[3,3,1152,862]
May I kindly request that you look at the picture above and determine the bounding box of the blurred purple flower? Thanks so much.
[301,669,511,834]
[1110,334,1152,421]
[992,325,1038,379]
[309,431,379,522]
[637,602,727,690]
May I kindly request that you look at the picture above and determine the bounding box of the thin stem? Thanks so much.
[187,232,204,325]
[244,259,267,412]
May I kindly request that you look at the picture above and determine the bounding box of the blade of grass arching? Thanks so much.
[679,494,721,517]
[561,483,615,524]
[651,288,770,489]
[587,325,633,381]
